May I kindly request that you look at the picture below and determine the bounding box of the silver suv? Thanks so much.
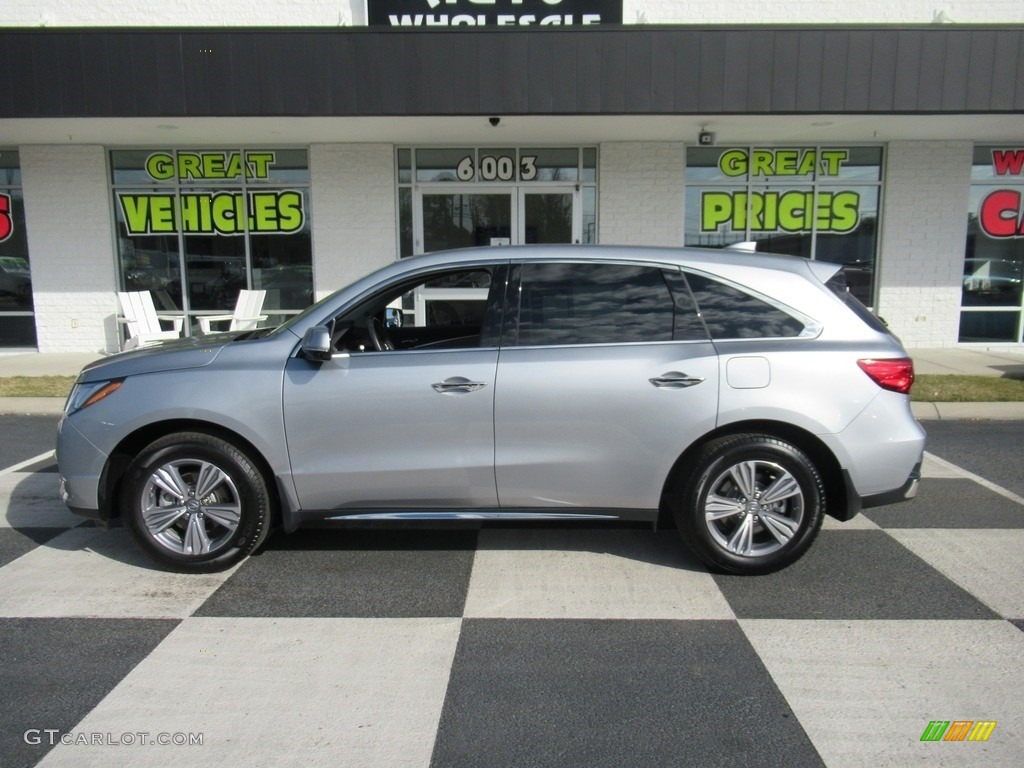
[57,246,924,575]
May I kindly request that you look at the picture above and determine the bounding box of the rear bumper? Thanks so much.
[821,388,925,521]
[861,462,921,509]
[834,461,921,521]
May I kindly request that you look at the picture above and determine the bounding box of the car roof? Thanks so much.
[281,243,844,340]
[392,244,841,285]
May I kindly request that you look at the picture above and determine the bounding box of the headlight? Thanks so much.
[65,379,124,415]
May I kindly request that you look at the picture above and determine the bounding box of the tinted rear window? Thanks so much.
[686,272,805,339]
[515,263,676,346]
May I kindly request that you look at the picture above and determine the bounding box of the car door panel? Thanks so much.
[284,349,499,511]
[494,344,718,511]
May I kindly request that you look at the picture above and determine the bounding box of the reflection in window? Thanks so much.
[515,263,676,346]
[423,194,511,251]
[523,194,572,244]
[686,273,804,339]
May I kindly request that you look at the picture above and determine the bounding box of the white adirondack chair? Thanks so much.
[198,289,268,333]
[117,291,184,349]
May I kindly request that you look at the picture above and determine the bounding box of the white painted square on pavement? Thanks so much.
[888,529,1024,619]
[740,619,1024,768]
[37,617,462,768]
[464,528,735,620]
[0,527,236,619]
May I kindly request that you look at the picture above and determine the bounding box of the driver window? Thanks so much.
[332,267,502,353]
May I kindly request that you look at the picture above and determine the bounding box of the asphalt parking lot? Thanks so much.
[1,417,1022,768]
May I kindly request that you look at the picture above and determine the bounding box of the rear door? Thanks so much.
[493,261,719,514]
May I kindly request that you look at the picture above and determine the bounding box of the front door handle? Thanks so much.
[650,371,705,389]
[432,377,488,394]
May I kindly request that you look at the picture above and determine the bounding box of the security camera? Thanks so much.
[698,130,716,146]
[489,116,501,127]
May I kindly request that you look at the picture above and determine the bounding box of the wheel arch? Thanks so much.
[99,419,283,526]
[659,419,848,526]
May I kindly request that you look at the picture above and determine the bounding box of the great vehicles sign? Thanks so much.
[116,151,305,236]
[366,0,622,27]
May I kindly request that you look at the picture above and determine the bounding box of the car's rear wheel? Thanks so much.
[675,434,824,575]
[120,432,272,573]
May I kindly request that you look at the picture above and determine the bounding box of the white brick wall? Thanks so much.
[1,1,358,26]
[20,145,119,354]
[876,141,972,348]
[631,1,1022,23]
[2,0,1021,25]
[599,142,685,246]
[309,144,398,299]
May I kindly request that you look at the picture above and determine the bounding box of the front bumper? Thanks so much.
[56,415,110,521]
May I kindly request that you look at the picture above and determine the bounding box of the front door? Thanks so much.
[282,264,506,513]
[416,187,579,253]
[520,188,577,244]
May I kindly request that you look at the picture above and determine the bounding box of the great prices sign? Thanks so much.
[978,149,1024,239]
[116,151,305,237]
[700,148,862,235]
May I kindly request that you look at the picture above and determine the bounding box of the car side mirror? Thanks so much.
[301,326,333,362]
[385,307,404,329]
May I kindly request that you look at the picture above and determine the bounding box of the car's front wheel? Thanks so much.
[675,434,824,575]
[120,432,272,573]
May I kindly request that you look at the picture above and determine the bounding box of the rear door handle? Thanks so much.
[650,371,705,389]
[432,377,488,394]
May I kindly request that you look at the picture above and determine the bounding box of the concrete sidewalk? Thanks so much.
[2,348,1024,419]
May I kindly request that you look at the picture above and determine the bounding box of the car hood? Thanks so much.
[76,334,236,383]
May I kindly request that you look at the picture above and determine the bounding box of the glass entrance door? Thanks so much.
[418,187,579,253]
[521,188,577,244]
[421,192,513,252]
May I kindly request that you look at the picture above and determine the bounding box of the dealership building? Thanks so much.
[1,1,1023,353]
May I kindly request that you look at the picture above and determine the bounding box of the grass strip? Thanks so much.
[0,376,77,398]
[911,374,1024,402]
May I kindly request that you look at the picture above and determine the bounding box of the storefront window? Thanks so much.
[959,146,1024,343]
[0,149,36,347]
[111,149,313,335]
[684,146,883,306]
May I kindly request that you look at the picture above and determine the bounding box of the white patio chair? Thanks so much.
[117,291,184,349]
[198,289,268,333]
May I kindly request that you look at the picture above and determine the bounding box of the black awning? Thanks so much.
[1,25,1021,119]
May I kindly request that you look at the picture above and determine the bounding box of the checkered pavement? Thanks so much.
[1,450,1022,768]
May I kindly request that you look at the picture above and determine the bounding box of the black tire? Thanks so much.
[675,434,824,575]
[120,432,272,573]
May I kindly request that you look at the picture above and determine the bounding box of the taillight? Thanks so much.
[857,358,915,394]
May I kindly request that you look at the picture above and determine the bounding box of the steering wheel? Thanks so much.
[367,316,395,351]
